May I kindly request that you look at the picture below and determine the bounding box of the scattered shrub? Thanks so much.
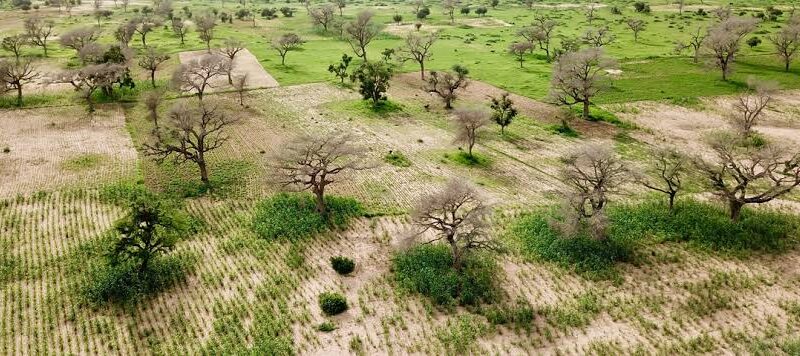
[319,292,348,315]
[252,193,364,240]
[330,256,355,275]
[384,150,412,167]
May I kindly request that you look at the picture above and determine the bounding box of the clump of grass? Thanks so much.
[541,291,602,330]
[481,299,536,330]
[319,292,348,315]
[436,314,489,353]
[392,244,498,307]
[330,256,355,275]
[61,153,105,171]
[444,151,490,168]
[317,321,336,332]
[548,124,580,137]
[384,150,412,167]
[251,193,364,240]
[668,96,702,108]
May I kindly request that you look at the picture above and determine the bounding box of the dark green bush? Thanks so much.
[319,292,348,315]
[330,256,355,275]
[392,244,498,307]
[252,193,364,240]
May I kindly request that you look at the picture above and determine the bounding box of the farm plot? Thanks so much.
[178,49,279,91]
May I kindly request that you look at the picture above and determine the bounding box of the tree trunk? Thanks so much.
[419,61,425,80]
[150,70,157,88]
[198,159,209,184]
[786,60,791,72]
[139,254,150,278]
[449,238,462,271]
[43,44,48,57]
[729,200,744,221]
[16,86,22,107]
[281,54,286,65]
[582,100,590,120]
[668,192,676,212]
[141,33,147,48]
[314,188,327,216]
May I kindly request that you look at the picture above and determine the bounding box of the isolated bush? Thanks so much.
[393,244,498,307]
[319,292,348,315]
[330,256,355,275]
[83,253,195,305]
[252,193,364,240]
[384,150,411,167]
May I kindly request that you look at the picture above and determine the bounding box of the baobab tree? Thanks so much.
[704,16,758,81]
[24,16,55,57]
[171,54,231,101]
[397,32,437,79]
[271,132,371,216]
[426,65,469,109]
[195,14,217,53]
[509,42,533,68]
[1,35,28,63]
[453,107,490,158]
[412,180,496,271]
[144,100,238,185]
[489,92,517,135]
[694,133,800,221]
[0,59,39,107]
[309,5,336,32]
[636,147,687,211]
[219,38,245,84]
[549,48,617,120]
[138,48,170,87]
[729,78,777,137]
[271,33,304,65]
[345,10,380,60]
[768,21,800,72]
[626,18,646,43]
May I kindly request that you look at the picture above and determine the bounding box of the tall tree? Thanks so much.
[0,59,38,107]
[397,32,437,79]
[350,61,393,107]
[24,16,55,57]
[138,48,170,88]
[309,5,336,32]
[704,16,758,81]
[219,38,245,84]
[548,48,616,120]
[195,14,217,53]
[768,21,800,72]
[345,10,380,60]
[171,54,231,101]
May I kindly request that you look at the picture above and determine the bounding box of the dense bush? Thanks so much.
[319,292,348,315]
[330,256,355,275]
[392,244,498,307]
[252,193,364,240]
[83,253,196,305]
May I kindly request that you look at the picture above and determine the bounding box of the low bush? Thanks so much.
[384,150,412,167]
[252,193,364,240]
[330,256,355,275]
[444,151,490,168]
[319,292,348,315]
[392,244,498,307]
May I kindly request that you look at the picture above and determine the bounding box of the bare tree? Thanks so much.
[345,10,380,60]
[143,89,165,132]
[560,144,627,239]
[675,26,707,63]
[704,16,759,81]
[219,38,245,84]
[24,16,55,57]
[309,5,336,32]
[121,0,129,12]
[768,22,800,72]
[583,26,615,47]
[636,147,687,211]
[694,132,800,221]
[711,6,732,21]
[171,18,190,46]
[0,59,38,107]
[442,0,458,23]
[115,21,137,48]
[59,27,102,61]
[55,63,128,114]
[729,78,777,137]
[138,48,170,88]
[132,16,162,48]
[426,64,469,109]
[585,4,598,24]
[333,0,346,16]
[2,35,28,63]
[171,54,231,101]
[412,180,496,271]
[509,42,533,68]
[145,100,238,184]
[517,26,538,53]
[271,132,371,215]
[626,18,646,43]
[195,14,217,53]
[232,74,248,106]
[397,32,437,79]
[548,48,616,120]
[453,108,490,157]
[271,33,304,65]
[532,14,558,62]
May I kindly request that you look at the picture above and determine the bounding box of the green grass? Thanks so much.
[384,150,412,167]
[444,151,491,168]
[251,193,364,240]
[61,153,106,171]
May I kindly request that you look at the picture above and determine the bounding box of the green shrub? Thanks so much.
[392,244,498,307]
[252,193,364,240]
[444,151,490,168]
[384,150,412,167]
[330,256,355,275]
[319,292,348,315]
[317,321,336,332]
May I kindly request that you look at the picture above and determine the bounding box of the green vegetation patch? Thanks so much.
[572,105,637,129]
[61,153,106,171]
[251,193,364,240]
[444,151,491,168]
[384,150,412,167]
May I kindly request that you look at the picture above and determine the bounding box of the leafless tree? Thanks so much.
[532,14,558,61]
[1,35,28,63]
[636,147,687,211]
[517,26,538,54]
[271,33,304,65]
[397,32,437,79]
[144,100,238,184]
[195,14,217,53]
[232,74,248,106]
[115,21,137,48]
[583,26,615,47]
[138,48,170,88]
[78,43,108,64]
[711,6,732,21]
[54,64,128,114]
[24,16,55,57]
[132,16,162,48]
[509,42,533,68]
[143,89,165,132]
[0,59,38,107]
[345,10,380,60]
[271,132,371,215]
[548,48,616,120]
[412,180,496,271]
[121,0,130,12]
[768,22,800,72]
[694,132,800,221]
[703,16,758,81]
[585,4,598,24]
[171,18,190,46]
[675,26,707,63]
[309,5,336,32]
[171,54,231,101]
[219,38,245,84]
[442,0,458,23]
[59,27,102,60]
[559,144,627,239]
[333,0,346,16]
[729,78,777,137]
[426,65,469,109]
[453,108,490,157]
[626,18,646,43]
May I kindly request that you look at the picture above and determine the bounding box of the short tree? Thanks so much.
[0,59,38,107]
[309,5,336,32]
[397,32,437,79]
[138,48,170,88]
[532,14,558,62]
[271,33,304,65]
[694,132,800,221]
[350,61,393,107]
[509,41,533,68]
[426,65,469,109]
[729,78,777,137]
[675,26,707,63]
[55,63,128,114]
[145,100,238,184]
[412,180,495,271]
[195,14,217,53]
[549,48,616,120]
[393,14,403,24]
[1,35,28,63]
[115,21,137,48]
[232,74,248,106]
[171,54,231,101]
[476,6,488,16]
[219,38,245,84]
[333,0,345,15]
[489,92,517,135]
[328,54,353,84]
[453,107,490,158]
[272,132,370,215]
[345,10,380,60]
[625,18,646,43]
[24,16,55,57]
[132,16,162,48]
[442,0,458,23]
[171,17,190,46]
[704,16,759,80]
[636,147,687,211]
[143,89,165,131]
[583,26,615,47]
[768,22,800,72]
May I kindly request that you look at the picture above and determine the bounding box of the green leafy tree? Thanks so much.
[489,92,517,135]
[328,53,353,84]
[351,61,393,107]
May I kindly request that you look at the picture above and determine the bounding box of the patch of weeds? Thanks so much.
[61,153,105,171]
[541,291,602,330]
[572,105,637,129]
[317,321,336,332]
[444,151,491,168]
[161,160,253,198]
[481,299,536,330]
[548,124,580,137]
[668,96,702,109]
[251,193,364,240]
[328,99,404,119]
[384,150,412,167]
[330,256,355,275]
[349,335,365,355]
[435,314,489,354]
[285,244,305,269]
